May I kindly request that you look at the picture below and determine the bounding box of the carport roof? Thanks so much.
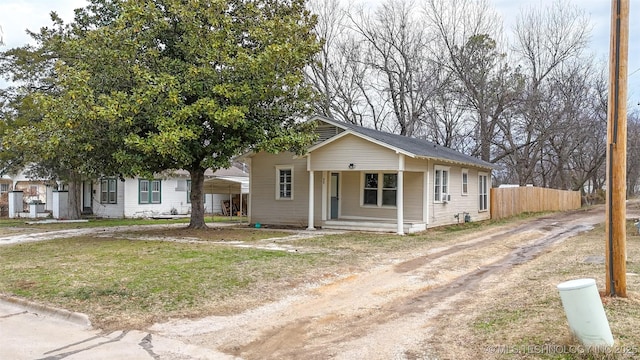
[165,167,248,178]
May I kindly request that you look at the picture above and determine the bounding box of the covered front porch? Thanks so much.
[305,156,428,235]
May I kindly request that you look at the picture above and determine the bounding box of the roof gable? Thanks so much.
[308,115,494,169]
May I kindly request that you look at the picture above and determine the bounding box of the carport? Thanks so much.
[203,177,248,216]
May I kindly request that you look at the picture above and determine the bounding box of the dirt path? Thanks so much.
[149,206,606,359]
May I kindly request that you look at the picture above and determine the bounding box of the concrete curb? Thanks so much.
[0,294,92,328]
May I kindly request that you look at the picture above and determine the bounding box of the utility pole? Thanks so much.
[605,0,628,297]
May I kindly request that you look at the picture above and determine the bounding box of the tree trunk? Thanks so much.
[67,177,82,220]
[188,167,207,229]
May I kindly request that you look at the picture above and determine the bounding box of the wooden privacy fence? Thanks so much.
[490,186,581,220]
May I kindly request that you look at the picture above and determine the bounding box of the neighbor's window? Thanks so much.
[462,169,469,195]
[276,166,293,200]
[139,179,161,204]
[100,178,117,204]
[0,183,9,193]
[363,173,378,205]
[187,180,191,203]
[479,173,488,211]
[434,166,450,202]
[362,172,397,207]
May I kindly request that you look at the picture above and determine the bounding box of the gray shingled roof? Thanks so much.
[324,118,494,169]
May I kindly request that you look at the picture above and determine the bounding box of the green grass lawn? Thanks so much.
[0,236,325,329]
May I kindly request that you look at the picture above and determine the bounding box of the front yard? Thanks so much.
[0,221,455,330]
[0,214,639,359]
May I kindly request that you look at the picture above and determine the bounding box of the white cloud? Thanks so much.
[0,0,87,48]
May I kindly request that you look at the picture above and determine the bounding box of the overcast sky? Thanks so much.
[1,0,638,105]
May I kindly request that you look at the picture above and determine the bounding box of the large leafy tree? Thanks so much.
[1,0,320,226]
[0,12,127,219]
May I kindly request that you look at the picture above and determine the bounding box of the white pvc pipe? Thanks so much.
[557,278,614,347]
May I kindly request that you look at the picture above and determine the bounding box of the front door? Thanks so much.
[330,173,339,219]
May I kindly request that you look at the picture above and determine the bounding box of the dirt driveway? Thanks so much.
[148,205,610,359]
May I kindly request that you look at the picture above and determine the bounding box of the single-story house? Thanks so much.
[4,166,248,219]
[244,115,494,234]
[88,167,249,218]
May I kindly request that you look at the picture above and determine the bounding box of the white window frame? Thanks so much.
[461,169,469,196]
[434,165,450,203]
[275,165,294,200]
[360,172,398,208]
[362,173,378,206]
[479,172,489,212]
[382,173,397,206]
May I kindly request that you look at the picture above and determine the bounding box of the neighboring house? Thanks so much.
[89,167,248,218]
[1,170,52,212]
[244,115,494,234]
[3,166,248,218]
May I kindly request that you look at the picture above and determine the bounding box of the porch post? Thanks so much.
[307,170,315,230]
[307,154,315,230]
[321,172,327,221]
[397,154,405,235]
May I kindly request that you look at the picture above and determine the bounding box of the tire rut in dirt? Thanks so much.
[227,209,602,359]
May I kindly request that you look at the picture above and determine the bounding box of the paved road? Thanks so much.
[0,299,235,360]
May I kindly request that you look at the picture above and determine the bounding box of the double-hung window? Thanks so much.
[479,173,488,211]
[276,166,293,200]
[100,178,117,204]
[434,166,450,202]
[139,179,161,204]
[363,173,378,205]
[461,169,469,195]
[382,174,397,206]
[362,172,397,207]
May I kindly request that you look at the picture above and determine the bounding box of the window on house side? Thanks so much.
[434,166,449,202]
[101,178,117,204]
[479,174,488,211]
[462,169,469,195]
[276,167,293,200]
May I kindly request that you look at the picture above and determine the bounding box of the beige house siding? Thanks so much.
[403,172,423,221]
[427,164,490,227]
[310,134,400,171]
[404,157,428,172]
[337,171,422,221]
[248,151,322,226]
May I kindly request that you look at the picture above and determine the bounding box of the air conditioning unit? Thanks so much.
[442,193,450,203]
